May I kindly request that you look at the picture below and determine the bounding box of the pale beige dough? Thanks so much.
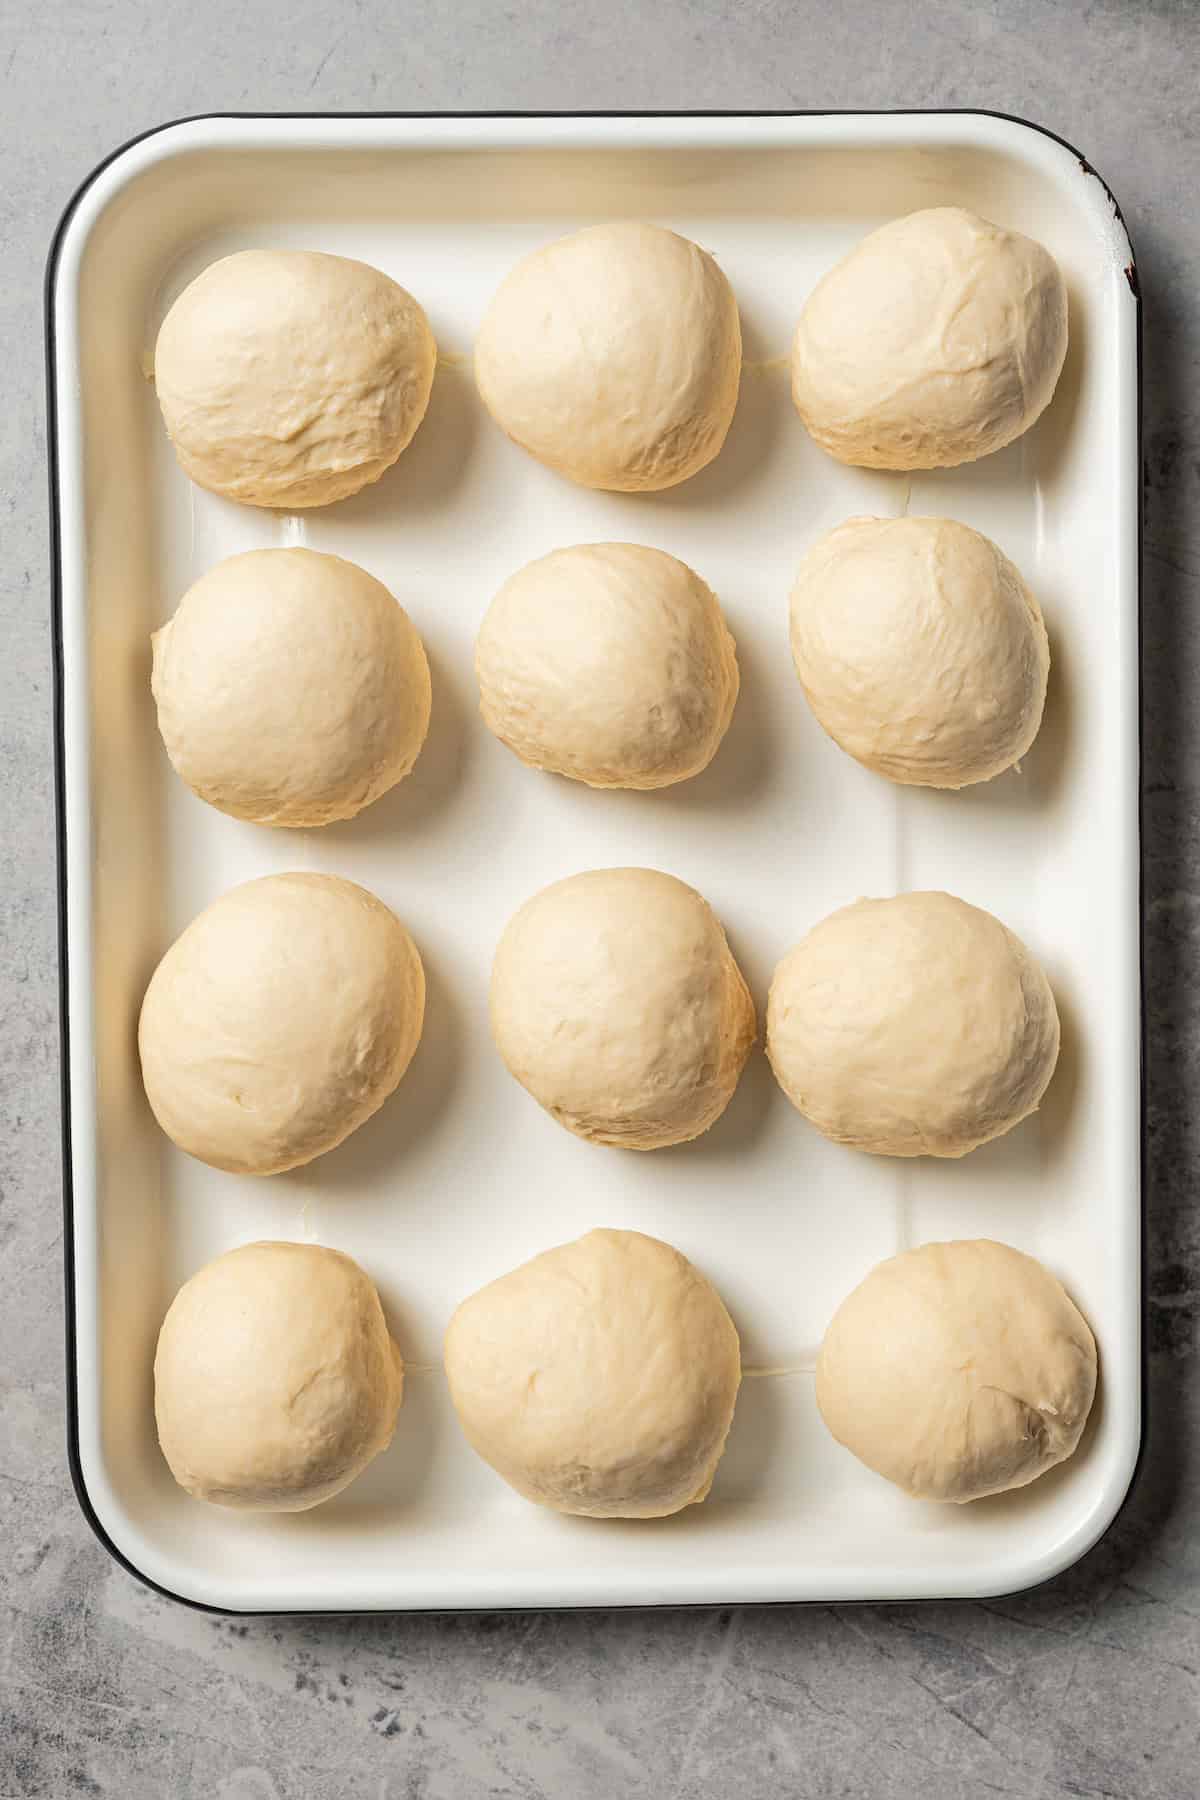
[789,516,1049,788]
[444,1228,741,1517]
[155,1240,404,1511]
[474,222,742,491]
[766,892,1059,1158]
[490,868,755,1150]
[476,543,739,789]
[152,548,432,827]
[791,207,1069,469]
[816,1239,1097,1502]
[139,873,425,1175]
[154,249,436,507]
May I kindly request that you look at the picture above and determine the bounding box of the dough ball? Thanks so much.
[445,1228,741,1517]
[139,873,425,1175]
[789,517,1049,788]
[792,208,1068,469]
[476,543,739,789]
[816,1239,1097,1502]
[152,548,432,827]
[474,222,742,491]
[491,868,755,1150]
[154,249,436,507]
[155,1241,403,1511]
[767,892,1059,1158]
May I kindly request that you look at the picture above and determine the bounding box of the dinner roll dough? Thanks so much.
[444,1229,741,1517]
[792,208,1068,469]
[491,868,755,1149]
[139,874,425,1174]
[152,548,432,826]
[476,543,739,789]
[767,892,1059,1158]
[816,1239,1097,1502]
[474,223,742,491]
[154,250,436,507]
[155,1241,403,1511]
[789,517,1049,788]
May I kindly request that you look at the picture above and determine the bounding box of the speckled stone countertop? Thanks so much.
[2,3,1197,1795]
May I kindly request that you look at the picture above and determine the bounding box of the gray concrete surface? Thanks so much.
[2,1,1198,1794]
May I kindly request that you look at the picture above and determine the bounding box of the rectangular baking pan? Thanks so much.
[47,112,1141,1611]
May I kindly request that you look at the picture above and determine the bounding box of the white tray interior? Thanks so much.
[53,115,1141,1609]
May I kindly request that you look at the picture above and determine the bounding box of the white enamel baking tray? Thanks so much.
[47,112,1141,1612]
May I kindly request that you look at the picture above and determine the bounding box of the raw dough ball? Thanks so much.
[816,1239,1097,1502]
[476,543,739,789]
[767,892,1059,1158]
[152,548,432,826]
[792,208,1069,469]
[139,873,425,1175]
[474,223,742,491]
[490,868,756,1150]
[789,516,1049,788]
[444,1228,741,1517]
[154,250,436,507]
[155,1240,404,1511]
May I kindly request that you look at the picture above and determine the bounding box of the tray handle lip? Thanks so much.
[44,107,1138,289]
[44,104,1144,1617]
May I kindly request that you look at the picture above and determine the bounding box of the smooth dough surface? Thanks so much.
[474,222,742,491]
[139,874,425,1175]
[816,1239,1097,1502]
[766,892,1059,1158]
[444,1229,741,1517]
[152,548,432,826]
[789,516,1049,788]
[155,1241,404,1511]
[491,868,755,1149]
[154,250,436,507]
[476,543,739,789]
[791,208,1069,470]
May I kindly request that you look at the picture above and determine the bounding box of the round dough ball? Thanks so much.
[491,868,756,1150]
[767,892,1059,1158]
[139,873,425,1175]
[155,1241,403,1511]
[152,548,432,827]
[476,543,739,789]
[792,207,1068,469]
[445,1228,741,1517]
[816,1239,1097,1502]
[474,222,742,491]
[154,250,437,507]
[789,517,1049,788]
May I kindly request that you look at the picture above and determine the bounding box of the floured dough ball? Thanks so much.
[491,868,755,1149]
[767,892,1059,1158]
[792,208,1068,469]
[445,1229,741,1517]
[152,548,432,826]
[139,873,425,1175]
[790,516,1049,788]
[475,223,742,491]
[816,1239,1097,1502]
[476,543,739,789]
[154,250,437,507]
[155,1241,404,1511]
